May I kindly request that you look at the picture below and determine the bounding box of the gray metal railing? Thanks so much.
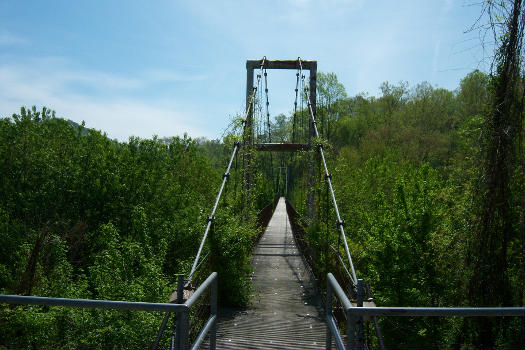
[0,271,218,350]
[326,272,525,350]
[326,273,366,350]
[326,273,353,350]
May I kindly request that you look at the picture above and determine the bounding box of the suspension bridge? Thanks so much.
[1,58,523,350]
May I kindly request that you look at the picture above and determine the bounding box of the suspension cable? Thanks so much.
[292,68,300,143]
[234,148,238,203]
[187,57,266,284]
[258,76,271,184]
[253,72,261,141]
[262,64,276,193]
[263,69,272,143]
[298,57,358,286]
[300,69,305,142]
[299,71,304,205]
[257,69,265,141]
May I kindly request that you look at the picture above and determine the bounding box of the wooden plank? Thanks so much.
[254,143,311,152]
[210,198,327,350]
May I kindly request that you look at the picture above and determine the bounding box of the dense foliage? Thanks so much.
[0,107,259,349]
[284,67,523,348]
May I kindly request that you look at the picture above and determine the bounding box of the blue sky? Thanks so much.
[0,0,490,141]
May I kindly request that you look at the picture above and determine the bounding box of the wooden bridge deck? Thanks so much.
[210,197,326,349]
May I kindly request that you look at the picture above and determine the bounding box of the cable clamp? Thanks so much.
[336,219,346,228]
[223,172,230,179]
[207,216,215,223]
[324,173,332,180]
[234,141,241,147]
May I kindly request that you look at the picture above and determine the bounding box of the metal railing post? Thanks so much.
[326,277,333,350]
[355,279,365,350]
[174,275,185,350]
[177,308,189,350]
[346,307,355,349]
[365,281,386,350]
[170,313,176,350]
[210,274,218,350]
[327,273,350,350]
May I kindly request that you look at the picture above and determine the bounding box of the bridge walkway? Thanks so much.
[210,197,326,349]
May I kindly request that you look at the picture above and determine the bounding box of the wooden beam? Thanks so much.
[246,59,317,70]
[254,143,310,152]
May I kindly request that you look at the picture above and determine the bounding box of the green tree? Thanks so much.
[316,72,347,140]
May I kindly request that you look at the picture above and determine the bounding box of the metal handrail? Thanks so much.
[326,272,525,350]
[187,139,242,283]
[328,273,352,310]
[191,315,217,350]
[345,306,525,317]
[0,294,187,312]
[326,273,352,350]
[187,272,218,350]
[186,272,216,308]
[0,272,218,350]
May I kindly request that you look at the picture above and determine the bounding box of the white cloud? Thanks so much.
[0,59,211,141]
[443,0,454,14]
[0,32,28,46]
[287,0,311,8]
[0,58,143,94]
[55,99,205,141]
[144,69,208,83]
